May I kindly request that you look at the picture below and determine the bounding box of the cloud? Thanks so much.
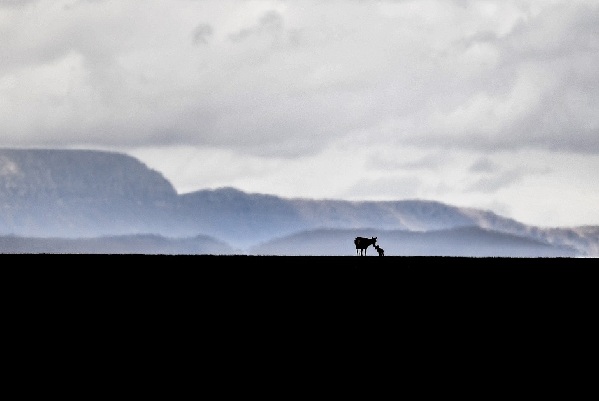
[468,170,527,193]
[0,0,39,7]
[228,10,284,43]
[192,24,214,45]
[3,0,597,156]
[1,0,599,226]
[342,174,424,201]
[469,158,499,173]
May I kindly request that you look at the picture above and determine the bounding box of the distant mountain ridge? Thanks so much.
[1,148,597,256]
[249,227,579,257]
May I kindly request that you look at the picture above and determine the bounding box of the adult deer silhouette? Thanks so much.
[354,236,377,256]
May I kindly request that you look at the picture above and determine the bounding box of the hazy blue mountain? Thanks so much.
[176,187,523,248]
[0,233,237,255]
[0,148,596,256]
[0,148,179,237]
[179,187,596,255]
[249,227,579,257]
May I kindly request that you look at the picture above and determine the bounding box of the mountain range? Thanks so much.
[1,148,597,256]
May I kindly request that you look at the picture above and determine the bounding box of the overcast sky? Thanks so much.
[1,0,598,228]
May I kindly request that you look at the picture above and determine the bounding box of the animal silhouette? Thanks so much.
[354,236,377,256]
[374,244,384,256]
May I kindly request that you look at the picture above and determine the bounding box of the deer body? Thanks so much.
[354,236,377,256]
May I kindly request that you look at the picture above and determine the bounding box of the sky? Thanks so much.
[1,0,598,228]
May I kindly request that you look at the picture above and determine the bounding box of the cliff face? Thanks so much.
[0,148,178,237]
[0,148,176,201]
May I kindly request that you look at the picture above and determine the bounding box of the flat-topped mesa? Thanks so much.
[0,148,179,238]
[0,148,177,202]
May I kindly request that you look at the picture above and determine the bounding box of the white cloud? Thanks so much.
[1,0,598,227]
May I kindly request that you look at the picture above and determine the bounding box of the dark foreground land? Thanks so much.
[8,254,593,293]
[5,254,596,352]
[6,253,592,270]
[6,253,592,269]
